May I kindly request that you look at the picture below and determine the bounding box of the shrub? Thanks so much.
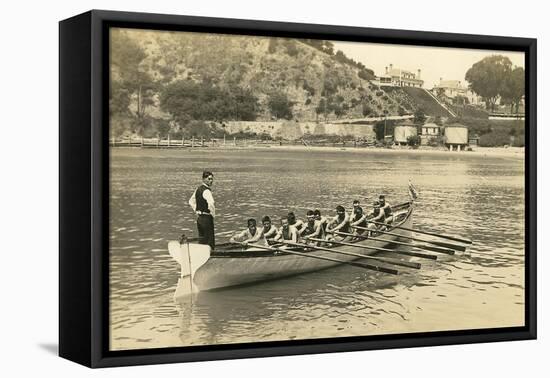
[427,136,444,147]
[398,106,407,116]
[407,135,421,148]
[268,92,294,120]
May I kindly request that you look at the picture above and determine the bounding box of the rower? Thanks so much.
[349,199,361,220]
[299,210,323,243]
[379,194,393,224]
[229,218,264,246]
[313,209,328,239]
[274,217,298,246]
[350,205,368,236]
[326,205,351,240]
[260,215,278,245]
[287,211,305,233]
[367,201,385,233]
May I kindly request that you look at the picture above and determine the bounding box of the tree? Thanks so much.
[501,67,525,114]
[268,92,294,120]
[110,29,157,135]
[316,98,327,121]
[160,81,259,124]
[414,108,426,124]
[465,55,513,112]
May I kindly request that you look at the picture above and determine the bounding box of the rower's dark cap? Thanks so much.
[373,201,380,206]
[262,216,271,223]
[353,200,360,205]
[307,210,314,216]
[247,218,257,226]
[313,209,321,216]
[336,205,345,212]
[379,194,385,199]
[202,171,213,178]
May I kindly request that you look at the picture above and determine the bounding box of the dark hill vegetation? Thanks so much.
[109,29,418,137]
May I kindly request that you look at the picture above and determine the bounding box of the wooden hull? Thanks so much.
[181,203,414,291]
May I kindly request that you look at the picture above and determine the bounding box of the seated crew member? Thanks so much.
[379,194,393,224]
[367,201,386,234]
[274,217,298,246]
[260,215,278,244]
[229,218,264,246]
[349,200,361,220]
[313,209,328,239]
[350,205,368,236]
[299,210,323,243]
[287,211,305,233]
[326,205,351,240]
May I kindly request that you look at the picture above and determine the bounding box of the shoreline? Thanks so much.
[111,144,525,159]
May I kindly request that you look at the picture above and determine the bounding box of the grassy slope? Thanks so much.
[401,87,454,117]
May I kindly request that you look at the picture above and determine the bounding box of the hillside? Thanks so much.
[400,87,454,117]
[110,28,427,136]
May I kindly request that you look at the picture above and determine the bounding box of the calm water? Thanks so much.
[109,147,525,350]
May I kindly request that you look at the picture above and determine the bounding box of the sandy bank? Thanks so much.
[188,144,525,159]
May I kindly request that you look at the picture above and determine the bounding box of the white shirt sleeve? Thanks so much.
[202,188,216,217]
[188,190,197,211]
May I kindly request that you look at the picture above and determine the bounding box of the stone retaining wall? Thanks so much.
[217,121,376,139]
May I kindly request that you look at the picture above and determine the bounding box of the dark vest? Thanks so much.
[195,185,211,213]
[373,208,381,217]
[352,213,367,228]
[302,221,316,237]
[338,215,351,234]
[382,204,392,217]
[282,227,291,240]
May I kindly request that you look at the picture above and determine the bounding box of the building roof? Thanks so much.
[398,119,416,126]
[435,80,466,90]
[445,122,468,128]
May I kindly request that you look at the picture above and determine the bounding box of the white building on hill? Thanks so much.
[432,79,482,105]
[374,64,424,88]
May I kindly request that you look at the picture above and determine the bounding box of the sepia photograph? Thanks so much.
[108,27,526,351]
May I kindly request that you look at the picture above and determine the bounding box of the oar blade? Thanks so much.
[349,260,399,275]
[428,240,467,252]
[415,244,456,255]
[388,249,438,260]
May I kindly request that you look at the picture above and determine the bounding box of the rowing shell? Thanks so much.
[168,202,414,291]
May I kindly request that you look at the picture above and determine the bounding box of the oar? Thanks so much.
[351,225,467,252]
[304,238,420,269]
[247,243,399,275]
[368,220,472,245]
[333,230,455,255]
[329,231,437,260]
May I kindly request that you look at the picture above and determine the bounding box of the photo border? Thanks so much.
[59,9,536,368]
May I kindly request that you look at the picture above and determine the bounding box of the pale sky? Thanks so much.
[333,41,525,89]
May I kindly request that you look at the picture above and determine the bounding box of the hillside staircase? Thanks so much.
[422,89,457,117]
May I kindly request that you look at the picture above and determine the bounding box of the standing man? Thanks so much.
[188,171,216,249]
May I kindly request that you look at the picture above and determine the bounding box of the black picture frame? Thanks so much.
[59,9,537,368]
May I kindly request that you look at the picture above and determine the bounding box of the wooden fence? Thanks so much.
[110,136,377,148]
